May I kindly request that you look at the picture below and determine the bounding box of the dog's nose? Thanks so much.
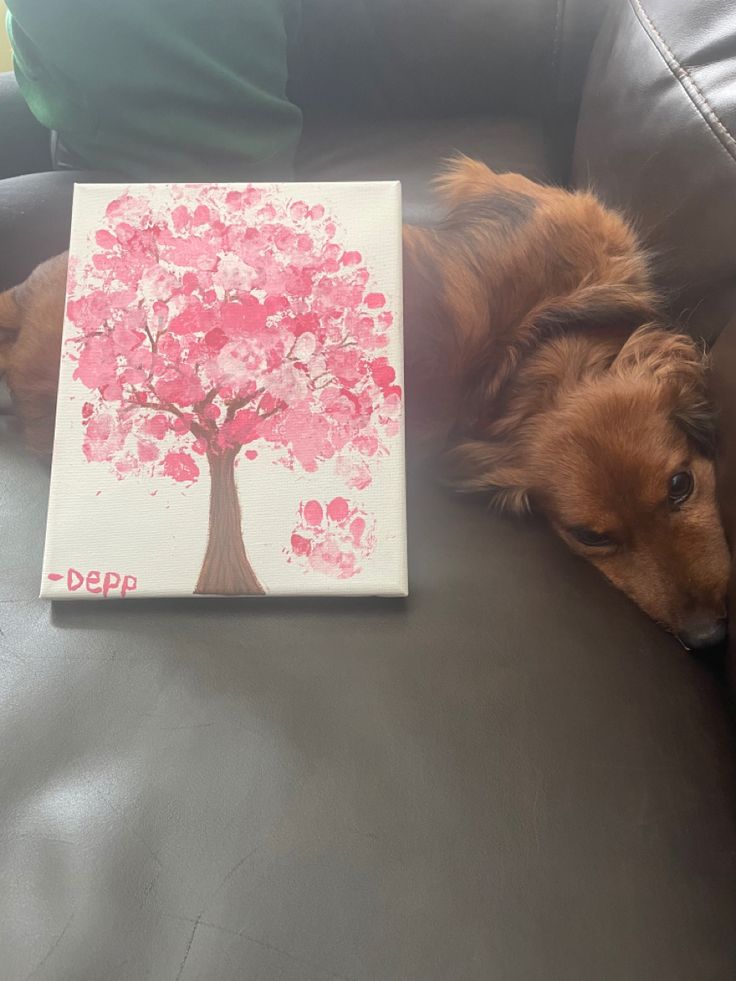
[677,616,728,651]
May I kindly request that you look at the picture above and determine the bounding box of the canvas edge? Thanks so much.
[389,180,409,598]
[39,182,94,599]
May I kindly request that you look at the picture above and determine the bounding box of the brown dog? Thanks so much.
[404,159,729,647]
[0,253,67,453]
[0,159,730,646]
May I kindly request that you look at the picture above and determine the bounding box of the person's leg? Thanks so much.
[0,72,53,179]
[0,170,97,290]
[0,75,112,288]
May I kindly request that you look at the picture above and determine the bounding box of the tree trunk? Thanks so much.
[194,450,265,595]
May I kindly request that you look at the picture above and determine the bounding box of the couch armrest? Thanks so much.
[572,0,736,344]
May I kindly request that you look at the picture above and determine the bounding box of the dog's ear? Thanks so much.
[612,324,705,378]
[482,284,660,403]
[614,325,717,456]
[673,395,718,456]
[433,156,498,207]
[433,155,541,209]
[440,439,532,513]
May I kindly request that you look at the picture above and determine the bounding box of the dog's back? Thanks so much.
[402,158,660,441]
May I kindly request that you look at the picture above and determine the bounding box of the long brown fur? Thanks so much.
[404,158,728,641]
[0,160,729,641]
[0,253,68,451]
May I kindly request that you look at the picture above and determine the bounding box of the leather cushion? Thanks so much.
[289,0,610,121]
[573,0,736,343]
[2,422,736,979]
[297,115,562,221]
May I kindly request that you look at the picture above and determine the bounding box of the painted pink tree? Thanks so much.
[65,185,401,595]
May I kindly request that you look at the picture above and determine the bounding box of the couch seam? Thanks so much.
[629,0,736,167]
[551,0,565,81]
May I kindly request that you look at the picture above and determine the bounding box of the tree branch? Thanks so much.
[193,387,219,414]
[143,323,157,353]
[225,387,264,421]
[257,403,285,424]
[309,371,335,389]
[124,398,181,416]
[122,392,209,442]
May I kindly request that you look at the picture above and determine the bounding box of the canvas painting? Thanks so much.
[41,182,407,598]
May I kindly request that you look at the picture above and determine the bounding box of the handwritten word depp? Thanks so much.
[47,569,138,598]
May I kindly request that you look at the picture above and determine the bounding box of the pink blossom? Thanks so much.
[155,371,205,406]
[370,357,396,389]
[348,463,372,490]
[142,414,169,439]
[290,312,321,336]
[64,184,401,500]
[137,440,160,462]
[289,201,309,220]
[205,328,228,351]
[172,415,193,435]
[222,408,259,445]
[162,451,199,483]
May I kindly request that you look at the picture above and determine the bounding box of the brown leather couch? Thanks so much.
[2,1,736,978]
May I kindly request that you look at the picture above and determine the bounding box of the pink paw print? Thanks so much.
[286,497,376,579]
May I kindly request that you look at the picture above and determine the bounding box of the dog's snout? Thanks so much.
[677,616,728,651]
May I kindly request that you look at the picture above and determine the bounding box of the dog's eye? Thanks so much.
[569,527,613,548]
[668,470,693,506]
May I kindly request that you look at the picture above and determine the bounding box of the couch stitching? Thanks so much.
[629,0,736,166]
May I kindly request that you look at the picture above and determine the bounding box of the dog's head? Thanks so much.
[448,326,730,648]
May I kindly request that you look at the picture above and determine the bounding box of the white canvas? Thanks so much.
[41,182,407,598]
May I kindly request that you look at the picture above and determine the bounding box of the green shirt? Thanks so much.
[6,0,303,179]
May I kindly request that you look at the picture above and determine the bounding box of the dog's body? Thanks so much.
[0,253,67,452]
[0,160,730,645]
